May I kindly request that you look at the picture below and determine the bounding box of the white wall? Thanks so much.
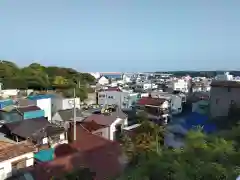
[62,98,80,110]
[0,152,34,179]
[109,118,127,141]
[171,95,182,114]
[0,89,19,96]
[98,76,109,85]
[37,98,52,121]
[52,98,81,115]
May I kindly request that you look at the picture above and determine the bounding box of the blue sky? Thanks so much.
[0,0,239,72]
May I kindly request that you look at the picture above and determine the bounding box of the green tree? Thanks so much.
[119,128,240,180]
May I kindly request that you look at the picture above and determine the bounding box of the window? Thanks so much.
[228,87,231,92]
[216,98,219,104]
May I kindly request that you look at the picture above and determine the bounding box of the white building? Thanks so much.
[135,82,157,92]
[90,72,101,79]
[0,141,34,179]
[215,72,233,81]
[27,95,52,121]
[151,91,183,115]
[122,74,131,83]
[51,97,81,115]
[97,76,109,85]
[171,79,189,93]
[98,87,138,108]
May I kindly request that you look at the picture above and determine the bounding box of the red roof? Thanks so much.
[29,129,123,180]
[137,97,166,106]
[104,87,122,92]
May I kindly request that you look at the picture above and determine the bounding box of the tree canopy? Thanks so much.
[118,112,240,180]
[0,60,95,100]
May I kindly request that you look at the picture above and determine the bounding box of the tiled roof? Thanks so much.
[0,141,35,162]
[137,97,166,106]
[81,121,107,132]
[28,129,123,180]
[57,108,82,121]
[83,113,121,126]
[2,117,64,140]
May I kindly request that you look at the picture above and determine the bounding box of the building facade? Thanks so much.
[210,80,240,118]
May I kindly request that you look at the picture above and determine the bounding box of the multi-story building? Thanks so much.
[170,79,190,93]
[210,80,240,118]
[97,87,139,108]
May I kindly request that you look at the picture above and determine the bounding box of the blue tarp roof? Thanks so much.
[182,112,216,133]
[34,148,54,162]
[27,94,55,100]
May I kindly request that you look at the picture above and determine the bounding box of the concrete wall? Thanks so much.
[210,86,240,117]
[52,98,80,115]
[36,98,52,121]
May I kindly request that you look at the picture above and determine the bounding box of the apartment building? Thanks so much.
[210,80,240,118]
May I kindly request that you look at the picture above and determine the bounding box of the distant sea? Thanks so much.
[101,73,122,79]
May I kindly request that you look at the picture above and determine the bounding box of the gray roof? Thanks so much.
[58,108,82,121]
[3,117,65,141]
[16,99,35,107]
[84,108,127,126]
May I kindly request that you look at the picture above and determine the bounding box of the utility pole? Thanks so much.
[73,87,76,141]
[73,80,82,141]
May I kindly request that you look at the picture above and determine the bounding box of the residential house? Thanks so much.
[137,97,171,124]
[0,105,45,124]
[51,97,81,115]
[14,129,125,180]
[97,87,139,108]
[0,141,35,179]
[27,95,53,121]
[134,82,157,92]
[97,76,109,85]
[151,91,182,115]
[71,109,128,141]
[210,80,240,118]
[51,108,83,127]
[170,79,190,93]
[0,117,67,149]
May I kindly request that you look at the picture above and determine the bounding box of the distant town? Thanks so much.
[0,61,239,179]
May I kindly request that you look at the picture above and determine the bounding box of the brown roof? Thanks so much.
[81,121,107,132]
[137,97,166,106]
[17,105,41,113]
[211,80,240,88]
[0,141,35,162]
[28,129,123,180]
[83,114,117,126]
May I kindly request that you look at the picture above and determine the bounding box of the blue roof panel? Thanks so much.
[34,148,54,162]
